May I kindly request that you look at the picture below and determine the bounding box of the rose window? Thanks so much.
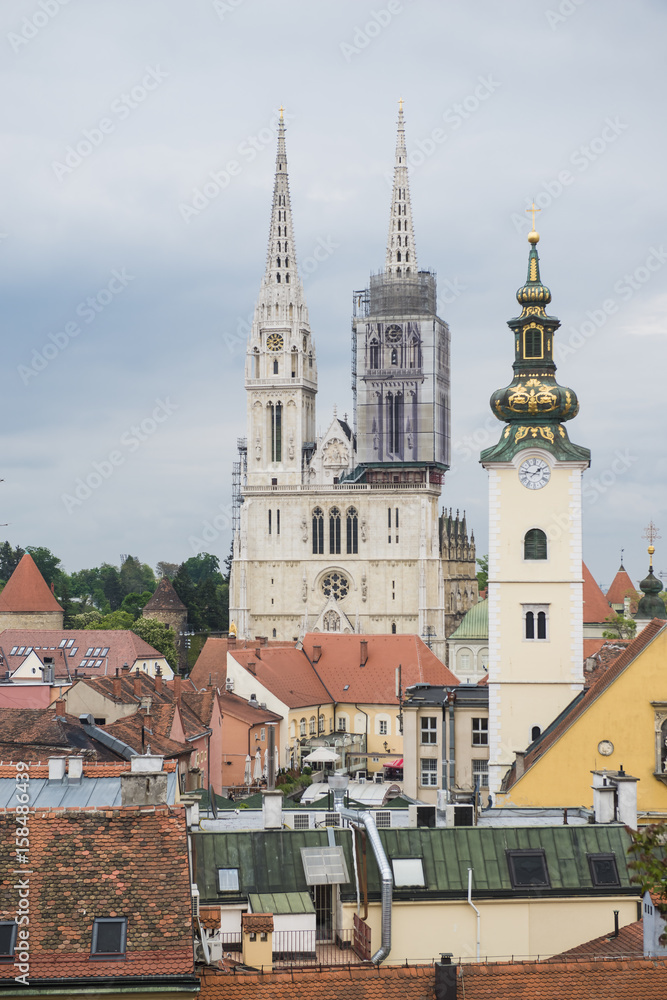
[322,572,349,601]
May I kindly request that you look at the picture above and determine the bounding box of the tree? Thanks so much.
[99,563,123,610]
[628,822,667,941]
[156,561,179,580]
[172,563,202,631]
[131,618,178,672]
[602,613,637,640]
[120,590,153,621]
[181,553,223,586]
[70,610,104,629]
[0,541,24,582]
[476,554,488,592]
[87,610,134,630]
[119,556,156,598]
[25,546,63,588]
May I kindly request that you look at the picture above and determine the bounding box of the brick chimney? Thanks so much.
[255,647,262,659]
[247,661,256,676]
[360,640,368,666]
[113,669,122,699]
[122,662,130,675]
[55,697,66,717]
[154,666,163,694]
[228,635,236,648]
[133,674,142,698]
[312,645,322,663]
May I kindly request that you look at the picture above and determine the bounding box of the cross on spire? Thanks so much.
[526,200,541,232]
[643,521,661,567]
[385,101,418,278]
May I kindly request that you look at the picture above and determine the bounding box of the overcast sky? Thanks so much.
[1,0,665,592]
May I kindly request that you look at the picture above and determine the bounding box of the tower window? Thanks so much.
[268,510,272,535]
[524,326,543,359]
[329,507,341,555]
[273,360,278,374]
[277,509,280,535]
[270,402,282,462]
[346,507,358,554]
[524,528,547,560]
[391,622,397,634]
[369,339,380,369]
[276,273,281,282]
[390,347,398,366]
[523,604,549,641]
[312,508,324,554]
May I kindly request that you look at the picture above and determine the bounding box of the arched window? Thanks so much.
[272,628,277,638]
[318,714,325,733]
[312,508,324,554]
[346,507,358,554]
[390,347,398,366]
[276,272,281,282]
[409,335,420,369]
[285,273,290,283]
[531,726,541,742]
[269,401,282,460]
[273,360,279,374]
[309,716,316,735]
[369,339,380,369]
[524,326,543,359]
[537,611,547,639]
[329,507,341,554]
[300,718,306,736]
[525,611,535,639]
[387,394,402,454]
[524,528,547,560]
[391,622,397,634]
[524,604,548,640]
[397,251,401,262]
[276,257,281,267]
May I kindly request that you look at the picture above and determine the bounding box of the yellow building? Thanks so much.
[498,618,667,821]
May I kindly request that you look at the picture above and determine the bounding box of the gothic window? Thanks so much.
[405,251,409,261]
[272,628,277,638]
[276,509,280,535]
[322,572,349,601]
[253,349,260,378]
[273,360,278,374]
[277,257,281,267]
[390,347,398,366]
[276,273,281,282]
[524,326,543,359]
[346,507,358,554]
[285,273,290,282]
[397,251,401,262]
[369,339,380,369]
[268,510,272,535]
[387,394,402,454]
[312,508,324,554]
[391,622,396,634]
[323,610,340,632]
[303,335,307,352]
[285,257,289,267]
[524,604,548,640]
[524,528,547,560]
[270,402,282,462]
[309,351,313,368]
[329,507,341,554]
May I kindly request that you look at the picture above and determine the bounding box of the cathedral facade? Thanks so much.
[229,107,477,661]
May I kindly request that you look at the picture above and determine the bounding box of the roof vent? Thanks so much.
[248,694,260,709]
[78,713,95,726]
[312,645,322,663]
[48,757,66,782]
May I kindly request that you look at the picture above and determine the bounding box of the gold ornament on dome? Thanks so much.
[514,425,555,444]
[507,381,558,414]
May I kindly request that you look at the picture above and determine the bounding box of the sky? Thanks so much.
[1,0,666,592]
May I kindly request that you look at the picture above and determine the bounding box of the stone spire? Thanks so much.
[481,226,590,464]
[253,107,309,326]
[385,100,418,278]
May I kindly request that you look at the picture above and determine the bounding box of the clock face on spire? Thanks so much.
[518,457,551,490]
[267,333,284,352]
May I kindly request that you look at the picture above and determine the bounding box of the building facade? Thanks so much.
[229,107,477,659]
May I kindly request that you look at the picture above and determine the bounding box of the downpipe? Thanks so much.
[336,804,392,964]
[467,867,481,961]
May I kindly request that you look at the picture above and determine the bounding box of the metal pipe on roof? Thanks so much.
[467,867,481,961]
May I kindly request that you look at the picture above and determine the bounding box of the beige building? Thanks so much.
[229,107,477,662]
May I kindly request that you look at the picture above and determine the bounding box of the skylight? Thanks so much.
[91,917,127,958]
[69,648,78,657]
[301,846,349,885]
[59,639,67,648]
[85,648,93,656]
[66,639,74,648]
[392,858,425,887]
[10,647,17,655]
[101,647,109,655]
[217,868,240,892]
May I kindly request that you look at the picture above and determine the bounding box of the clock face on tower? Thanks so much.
[267,333,284,352]
[518,457,551,490]
[385,324,402,343]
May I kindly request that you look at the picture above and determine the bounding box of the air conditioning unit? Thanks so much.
[374,773,384,784]
[358,776,366,784]
[191,883,200,918]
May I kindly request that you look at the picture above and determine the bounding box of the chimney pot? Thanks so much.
[133,674,142,698]
[112,674,122,699]
[247,661,256,675]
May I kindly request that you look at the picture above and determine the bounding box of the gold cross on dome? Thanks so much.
[643,521,661,546]
[279,105,284,121]
[526,200,541,230]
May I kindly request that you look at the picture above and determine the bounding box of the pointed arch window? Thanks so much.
[387,393,402,455]
[329,507,341,555]
[409,335,420,369]
[369,339,380,369]
[346,507,358,554]
[524,528,547,560]
[270,402,282,462]
[396,251,401,262]
[390,348,398,366]
[276,273,281,282]
[277,257,281,267]
[312,508,324,554]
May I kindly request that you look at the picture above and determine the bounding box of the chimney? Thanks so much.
[140,696,152,716]
[360,640,368,666]
[255,647,261,659]
[434,956,456,1000]
[154,667,163,694]
[54,697,66,717]
[515,751,526,779]
[247,661,256,675]
[113,669,121,699]
[173,675,182,705]
[67,756,83,782]
[591,772,617,824]
[133,674,142,698]
[48,757,66,782]
[614,769,639,829]
[122,662,130,674]
[228,635,236,648]
[312,645,322,663]
[121,754,167,806]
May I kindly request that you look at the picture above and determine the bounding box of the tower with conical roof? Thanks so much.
[482,221,591,797]
[0,553,64,629]
[244,108,317,489]
[352,102,450,477]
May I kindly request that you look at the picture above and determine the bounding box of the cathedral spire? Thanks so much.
[264,106,299,289]
[385,100,418,278]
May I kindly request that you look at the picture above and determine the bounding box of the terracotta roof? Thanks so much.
[0,707,125,761]
[552,919,643,959]
[0,805,195,983]
[199,906,221,931]
[0,553,63,613]
[583,640,630,688]
[582,562,612,623]
[190,637,295,689]
[0,628,167,680]
[143,576,186,612]
[606,564,637,605]
[217,690,283,725]
[242,913,274,933]
[505,618,667,789]
[457,957,667,998]
[103,713,192,759]
[201,963,437,999]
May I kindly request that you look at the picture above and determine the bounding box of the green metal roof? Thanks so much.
[249,891,315,915]
[448,599,488,641]
[192,825,636,905]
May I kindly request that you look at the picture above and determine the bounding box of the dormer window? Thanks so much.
[91,918,127,958]
[0,922,17,959]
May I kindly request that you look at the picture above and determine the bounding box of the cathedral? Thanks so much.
[229,106,477,660]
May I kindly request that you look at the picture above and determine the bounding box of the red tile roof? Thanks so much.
[0,805,195,984]
[505,618,667,789]
[228,634,457,710]
[201,963,437,999]
[143,576,186,612]
[0,758,178,778]
[0,707,123,761]
[583,639,629,688]
[457,957,667,998]
[0,628,167,680]
[552,920,643,959]
[103,713,192,759]
[0,554,63,613]
[582,562,612,623]
[217,690,283,725]
[606,564,638,606]
[190,637,296,689]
